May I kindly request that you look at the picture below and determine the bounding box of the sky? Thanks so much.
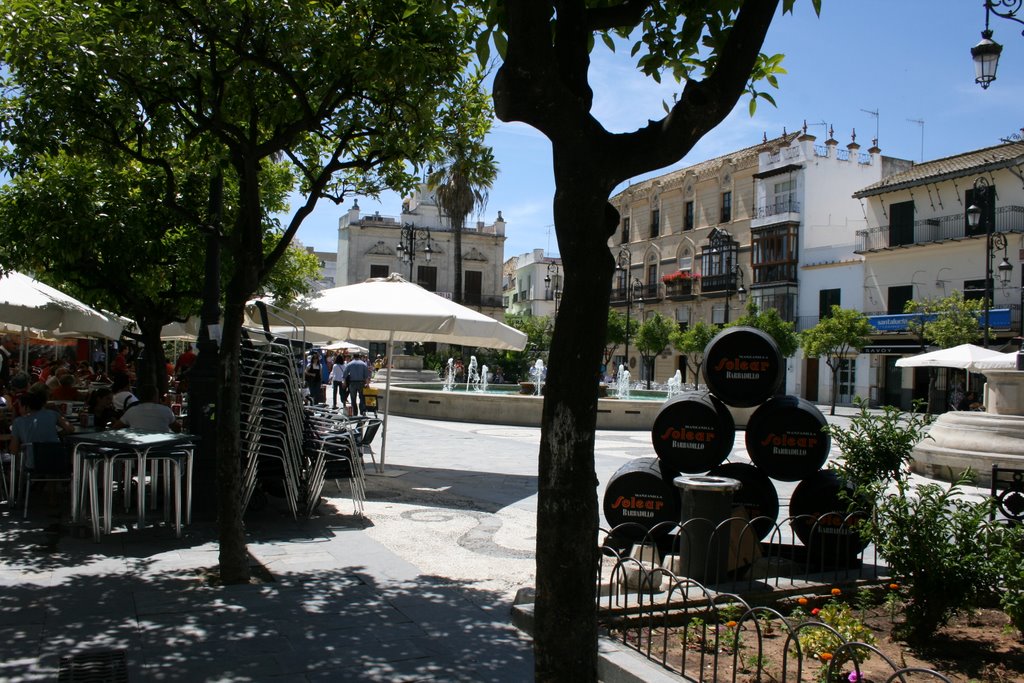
[292,1,1024,262]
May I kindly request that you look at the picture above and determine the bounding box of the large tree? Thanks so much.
[0,150,318,394]
[1,0,482,582]
[801,305,873,415]
[634,312,676,389]
[482,1,811,678]
[671,320,720,385]
[427,72,499,304]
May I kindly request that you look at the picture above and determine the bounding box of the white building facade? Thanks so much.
[335,184,506,317]
[852,141,1024,409]
[503,249,562,318]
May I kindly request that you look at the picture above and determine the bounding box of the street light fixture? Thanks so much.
[544,261,561,314]
[395,222,432,282]
[616,246,645,370]
[724,266,747,323]
[967,177,1013,346]
[971,0,1024,89]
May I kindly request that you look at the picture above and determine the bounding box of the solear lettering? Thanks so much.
[659,426,715,450]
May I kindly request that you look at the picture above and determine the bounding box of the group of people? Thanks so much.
[305,350,372,415]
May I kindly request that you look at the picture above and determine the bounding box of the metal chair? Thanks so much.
[22,442,73,519]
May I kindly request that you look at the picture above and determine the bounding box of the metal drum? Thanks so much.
[651,390,734,477]
[702,326,783,407]
[745,395,830,481]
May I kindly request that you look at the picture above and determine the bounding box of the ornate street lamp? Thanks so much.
[967,177,1013,346]
[395,223,432,282]
[972,0,1023,89]
[724,265,747,324]
[544,261,561,314]
[616,246,645,370]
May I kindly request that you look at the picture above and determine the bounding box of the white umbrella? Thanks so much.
[970,351,1021,371]
[895,343,1005,369]
[273,274,528,470]
[0,270,127,339]
[323,340,369,354]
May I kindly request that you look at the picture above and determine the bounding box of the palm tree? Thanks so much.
[426,76,498,304]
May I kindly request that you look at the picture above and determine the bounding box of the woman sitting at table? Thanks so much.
[113,385,179,432]
[50,373,81,401]
[86,387,117,430]
[10,387,75,456]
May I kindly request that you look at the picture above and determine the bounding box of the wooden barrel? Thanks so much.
[745,395,831,481]
[651,390,734,477]
[702,327,783,407]
[788,470,869,566]
[602,456,681,541]
[707,461,779,540]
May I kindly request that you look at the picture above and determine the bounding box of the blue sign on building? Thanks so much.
[867,309,1011,333]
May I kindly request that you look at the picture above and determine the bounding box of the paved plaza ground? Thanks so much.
[0,407,989,681]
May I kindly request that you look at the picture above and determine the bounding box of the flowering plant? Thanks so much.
[661,270,700,284]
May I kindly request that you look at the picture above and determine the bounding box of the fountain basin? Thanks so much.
[383,383,755,430]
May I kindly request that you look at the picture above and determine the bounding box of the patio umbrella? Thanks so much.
[0,270,127,340]
[894,343,1005,369]
[266,274,528,470]
[970,351,1021,372]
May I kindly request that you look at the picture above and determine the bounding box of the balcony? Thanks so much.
[700,272,740,294]
[751,198,801,228]
[856,206,1024,252]
[610,283,662,305]
[664,279,696,300]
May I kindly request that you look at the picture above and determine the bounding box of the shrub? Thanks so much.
[993,523,1024,634]
[863,472,999,642]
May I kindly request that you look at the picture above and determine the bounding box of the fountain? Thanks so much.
[442,357,456,392]
[615,364,631,399]
[666,370,683,398]
[480,364,489,392]
[529,359,546,396]
[466,355,481,392]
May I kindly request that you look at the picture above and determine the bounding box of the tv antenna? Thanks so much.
[860,108,879,144]
[907,118,925,162]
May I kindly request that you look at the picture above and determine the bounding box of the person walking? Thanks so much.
[304,351,324,405]
[343,353,370,415]
[330,353,348,411]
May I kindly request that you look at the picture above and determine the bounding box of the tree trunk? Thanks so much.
[830,366,840,416]
[135,319,167,395]
[453,219,464,304]
[215,292,249,583]
[534,172,615,681]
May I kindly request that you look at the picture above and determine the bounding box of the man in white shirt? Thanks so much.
[114,385,179,432]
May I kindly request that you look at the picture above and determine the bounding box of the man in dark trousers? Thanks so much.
[343,353,370,415]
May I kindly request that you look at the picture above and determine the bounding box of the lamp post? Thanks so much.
[971,0,1023,89]
[544,261,561,314]
[967,177,1013,347]
[616,247,645,370]
[723,266,747,323]
[395,222,432,282]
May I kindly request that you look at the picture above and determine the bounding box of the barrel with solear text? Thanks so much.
[651,390,735,477]
[602,456,681,541]
[745,395,831,481]
[702,326,783,408]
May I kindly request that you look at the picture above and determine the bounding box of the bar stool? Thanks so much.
[144,449,189,537]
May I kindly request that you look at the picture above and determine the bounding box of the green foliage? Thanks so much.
[798,599,875,665]
[993,524,1024,635]
[904,291,983,348]
[497,313,553,382]
[825,397,933,497]
[801,307,874,414]
[729,299,799,357]
[671,320,720,382]
[635,312,676,388]
[604,309,635,368]
[863,472,999,642]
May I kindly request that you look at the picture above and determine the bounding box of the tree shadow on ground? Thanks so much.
[0,495,534,682]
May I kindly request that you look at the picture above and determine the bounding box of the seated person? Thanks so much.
[10,387,75,455]
[958,391,982,411]
[113,385,179,432]
[86,387,117,431]
[110,372,137,414]
[49,373,81,401]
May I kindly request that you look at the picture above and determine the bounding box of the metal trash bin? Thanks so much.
[671,475,742,584]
